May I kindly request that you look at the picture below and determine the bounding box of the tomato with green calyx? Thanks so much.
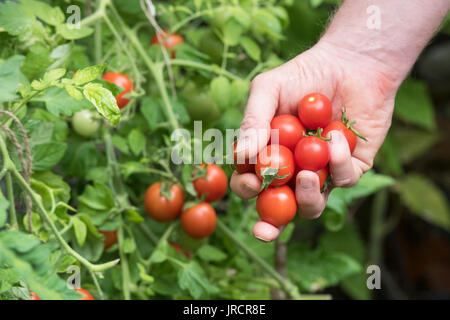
[233,141,255,174]
[151,30,184,58]
[75,288,94,300]
[256,144,295,188]
[181,202,217,239]
[270,114,305,150]
[102,72,134,109]
[72,110,100,137]
[322,109,367,154]
[256,185,297,227]
[193,164,228,202]
[30,291,40,300]
[294,134,330,171]
[99,230,117,250]
[144,182,185,222]
[298,93,332,129]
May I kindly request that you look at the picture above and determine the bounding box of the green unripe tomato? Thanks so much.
[72,110,100,137]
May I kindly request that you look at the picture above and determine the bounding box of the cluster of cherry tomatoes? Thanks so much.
[144,164,228,239]
[234,93,365,231]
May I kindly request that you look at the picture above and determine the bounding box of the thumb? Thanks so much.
[235,73,279,161]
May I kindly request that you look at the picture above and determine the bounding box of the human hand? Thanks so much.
[230,41,399,241]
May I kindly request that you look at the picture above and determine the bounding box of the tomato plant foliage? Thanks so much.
[0,0,447,301]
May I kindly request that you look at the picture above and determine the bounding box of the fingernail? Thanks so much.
[300,177,314,190]
[328,130,342,146]
[244,183,258,193]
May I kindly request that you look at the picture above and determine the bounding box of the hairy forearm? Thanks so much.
[319,0,450,85]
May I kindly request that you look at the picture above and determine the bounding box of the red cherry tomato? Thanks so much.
[144,182,185,222]
[193,164,228,202]
[76,288,94,300]
[256,185,297,227]
[233,141,255,174]
[294,136,329,171]
[180,203,217,239]
[270,114,305,150]
[99,230,117,250]
[30,291,40,300]
[102,72,134,109]
[316,166,329,190]
[298,93,332,129]
[289,165,329,190]
[151,30,184,58]
[322,121,357,154]
[255,144,295,187]
[168,241,192,259]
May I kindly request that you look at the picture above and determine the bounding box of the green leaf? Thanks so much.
[394,78,435,130]
[177,261,219,298]
[141,97,164,131]
[43,68,66,82]
[210,76,231,111]
[33,3,64,26]
[171,98,191,125]
[72,65,105,85]
[40,87,92,116]
[287,244,362,292]
[0,229,81,299]
[0,0,47,43]
[123,238,136,254]
[112,135,130,155]
[240,36,261,61]
[197,245,227,262]
[78,183,115,226]
[31,142,67,171]
[21,43,51,79]
[339,171,395,204]
[83,83,120,125]
[392,126,439,164]
[124,208,144,224]
[128,129,146,156]
[65,85,83,100]
[0,55,25,103]
[322,191,348,231]
[223,18,243,46]
[72,217,87,247]
[56,24,93,40]
[394,174,450,231]
[252,8,283,40]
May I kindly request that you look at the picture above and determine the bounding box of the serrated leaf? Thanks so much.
[31,142,67,171]
[0,55,25,103]
[197,245,227,262]
[65,85,83,100]
[56,24,93,40]
[128,129,146,156]
[83,83,120,125]
[72,65,105,85]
